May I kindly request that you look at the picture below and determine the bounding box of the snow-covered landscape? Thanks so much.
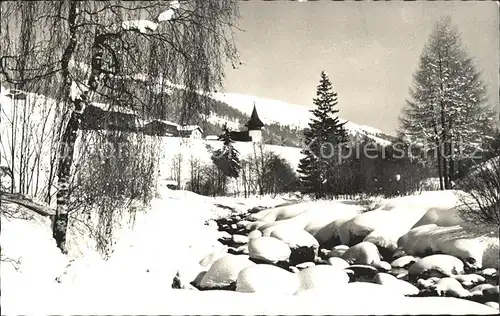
[2,187,499,314]
[1,1,499,315]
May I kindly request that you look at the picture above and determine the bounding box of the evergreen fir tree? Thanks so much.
[212,123,241,179]
[297,71,348,198]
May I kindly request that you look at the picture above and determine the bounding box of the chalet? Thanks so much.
[229,103,265,142]
[142,119,180,136]
[81,104,139,132]
[178,125,203,139]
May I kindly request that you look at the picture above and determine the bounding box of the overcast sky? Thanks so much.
[222,1,499,135]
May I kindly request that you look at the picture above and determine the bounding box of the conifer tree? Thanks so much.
[298,71,348,198]
[212,123,241,180]
[399,17,495,189]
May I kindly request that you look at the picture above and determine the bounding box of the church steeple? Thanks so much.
[245,103,264,130]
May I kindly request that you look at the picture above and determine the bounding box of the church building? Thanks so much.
[229,103,265,142]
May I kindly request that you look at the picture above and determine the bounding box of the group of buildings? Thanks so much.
[80,103,265,142]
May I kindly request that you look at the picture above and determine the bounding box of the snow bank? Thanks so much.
[340,191,466,248]
[4,285,497,315]
[1,205,68,290]
[398,224,499,269]
[256,201,363,244]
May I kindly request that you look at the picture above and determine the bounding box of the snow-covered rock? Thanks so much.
[412,206,464,228]
[295,262,315,270]
[327,257,350,269]
[236,220,251,228]
[451,274,485,287]
[232,234,249,244]
[199,249,228,268]
[217,231,232,240]
[199,255,255,289]
[296,265,349,293]
[270,226,319,250]
[247,230,262,239]
[253,203,310,223]
[470,284,495,296]
[303,206,361,244]
[329,245,349,258]
[236,264,300,294]
[482,285,500,301]
[434,277,471,298]
[417,277,440,290]
[346,264,380,281]
[235,244,249,255]
[391,255,418,269]
[480,268,497,277]
[408,254,464,280]
[247,236,291,263]
[340,210,425,247]
[371,260,392,272]
[270,226,319,264]
[342,241,380,265]
[373,273,420,296]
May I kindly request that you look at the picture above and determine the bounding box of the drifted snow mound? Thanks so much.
[1,206,68,288]
[296,265,349,293]
[259,202,362,241]
[236,264,300,294]
[408,254,464,280]
[340,209,426,247]
[412,207,464,228]
[379,190,461,213]
[341,241,381,265]
[247,236,291,263]
[199,254,255,289]
[312,212,359,245]
[251,202,312,223]
[398,224,499,269]
[302,204,361,242]
[340,191,465,248]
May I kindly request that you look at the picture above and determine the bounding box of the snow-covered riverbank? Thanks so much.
[1,189,498,315]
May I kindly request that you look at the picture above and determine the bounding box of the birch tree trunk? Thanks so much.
[53,32,106,252]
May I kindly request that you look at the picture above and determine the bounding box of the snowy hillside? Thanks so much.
[157,137,302,188]
[211,92,396,146]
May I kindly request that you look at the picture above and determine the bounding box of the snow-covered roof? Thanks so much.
[178,125,203,133]
[91,102,137,115]
[146,119,180,127]
[205,135,219,140]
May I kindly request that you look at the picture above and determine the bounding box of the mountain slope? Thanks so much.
[210,92,397,146]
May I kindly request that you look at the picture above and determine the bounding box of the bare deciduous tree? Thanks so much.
[1,0,240,252]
